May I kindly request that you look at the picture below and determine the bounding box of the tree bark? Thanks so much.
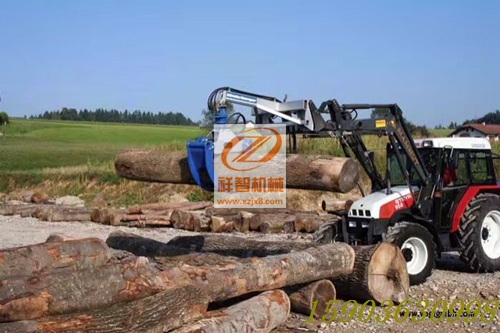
[0,237,112,279]
[155,242,355,302]
[107,231,316,258]
[287,279,336,318]
[0,255,163,321]
[164,233,318,257]
[10,285,209,333]
[330,242,410,304]
[170,290,290,333]
[115,150,360,193]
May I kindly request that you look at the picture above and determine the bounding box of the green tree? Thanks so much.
[0,111,9,125]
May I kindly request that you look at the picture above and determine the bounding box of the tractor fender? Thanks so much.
[388,208,444,256]
[451,185,500,233]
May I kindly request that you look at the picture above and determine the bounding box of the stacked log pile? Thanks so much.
[0,232,410,333]
[0,200,348,235]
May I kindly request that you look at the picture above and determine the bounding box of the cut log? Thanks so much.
[209,216,234,233]
[330,242,410,304]
[205,207,319,217]
[295,214,337,233]
[115,150,360,193]
[90,208,127,226]
[259,213,297,233]
[322,199,351,212]
[171,210,202,231]
[165,233,319,257]
[283,220,295,233]
[0,255,163,321]
[107,231,316,258]
[120,214,172,227]
[0,237,112,279]
[234,211,253,232]
[156,241,354,302]
[15,285,209,333]
[287,279,336,318]
[170,290,290,333]
[127,200,212,215]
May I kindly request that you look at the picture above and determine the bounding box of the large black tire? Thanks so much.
[383,222,436,286]
[458,193,500,272]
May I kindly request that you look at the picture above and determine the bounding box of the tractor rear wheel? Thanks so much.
[383,221,436,285]
[458,193,500,272]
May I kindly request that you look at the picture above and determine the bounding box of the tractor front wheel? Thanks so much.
[383,221,436,286]
[458,193,500,272]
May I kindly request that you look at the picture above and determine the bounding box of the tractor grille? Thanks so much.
[350,209,371,218]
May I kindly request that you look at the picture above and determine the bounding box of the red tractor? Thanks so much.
[313,101,500,285]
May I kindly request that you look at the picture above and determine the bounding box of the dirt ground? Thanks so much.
[1,215,499,333]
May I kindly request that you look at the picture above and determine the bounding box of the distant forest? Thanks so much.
[30,108,198,126]
[435,109,500,130]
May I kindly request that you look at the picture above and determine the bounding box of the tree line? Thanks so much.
[30,108,198,126]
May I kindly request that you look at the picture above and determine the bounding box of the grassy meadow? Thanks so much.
[1,118,494,206]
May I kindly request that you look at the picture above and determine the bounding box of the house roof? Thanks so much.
[450,123,500,136]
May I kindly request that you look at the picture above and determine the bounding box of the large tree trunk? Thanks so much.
[0,255,163,321]
[7,285,209,333]
[107,231,317,258]
[0,237,112,278]
[330,242,410,304]
[115,150,360,193]
[205,207,319,217]
[287,279,336,318]
[170,290,290,333]
[155,243,355,302]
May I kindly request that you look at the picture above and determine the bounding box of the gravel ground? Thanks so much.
[1,215,499,333]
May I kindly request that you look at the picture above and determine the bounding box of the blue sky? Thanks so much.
[0,0,498,127]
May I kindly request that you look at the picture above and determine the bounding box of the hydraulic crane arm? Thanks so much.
[324,100,434,217]
[206,87,328,132]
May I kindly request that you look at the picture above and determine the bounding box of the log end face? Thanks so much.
[338,159,360,193]
[368,242,410,304]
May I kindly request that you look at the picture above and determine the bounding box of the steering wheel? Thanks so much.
[227,112,246,125]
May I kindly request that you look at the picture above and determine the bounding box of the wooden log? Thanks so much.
[115,149,360,193]
[287,279,336,318]
[283,220,295,233]
[295,214,338,233]
[127,200,212,215]
[0,237,112,278]
[259,213,297,233]
[170,290,290,333]
[322,199,351,212]
[171,210,201,231]
[90,208,126,226]
[156,242,355,302]
[209,216,234,233]
[165,233,319,257]
[10,285,209,333]
[120,214,172,227]
[205,207,319,217]
[246,213,295,232]
[234,211,253,232]
[0,255,163,321]
[107,231,316,258]
[330,242,410,304]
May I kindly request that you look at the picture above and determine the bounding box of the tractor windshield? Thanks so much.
[388,148,434,187]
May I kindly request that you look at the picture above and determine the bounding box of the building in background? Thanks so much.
[449,123,500,141]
